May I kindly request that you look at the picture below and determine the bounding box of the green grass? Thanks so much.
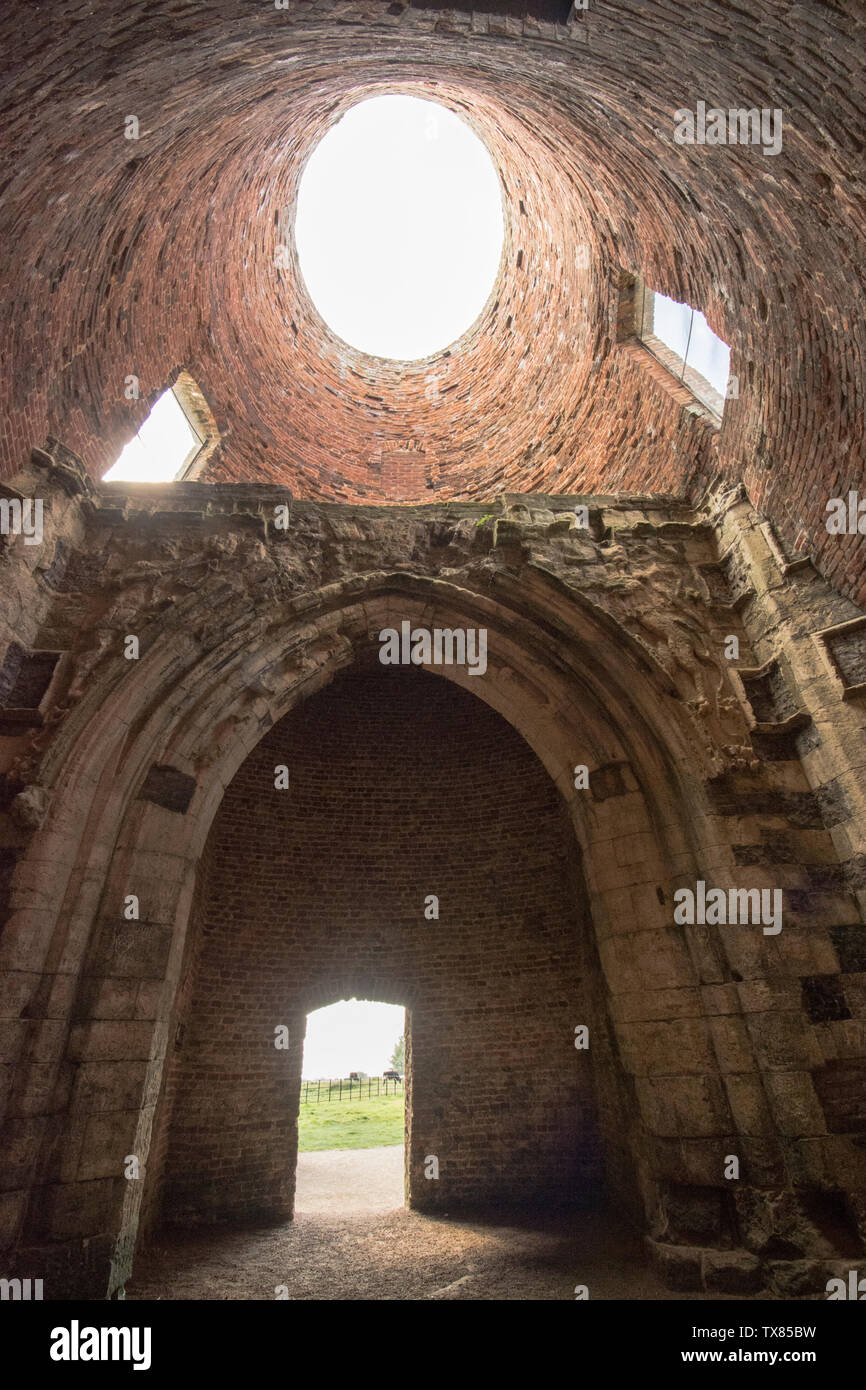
[297,1091,405,1152]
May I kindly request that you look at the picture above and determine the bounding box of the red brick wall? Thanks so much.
[2,1,862,601]
[155,666,606,1222]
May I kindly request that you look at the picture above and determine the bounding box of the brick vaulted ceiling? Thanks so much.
[0,2,864,599]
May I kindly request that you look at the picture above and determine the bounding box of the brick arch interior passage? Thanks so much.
[146,665,635,1231]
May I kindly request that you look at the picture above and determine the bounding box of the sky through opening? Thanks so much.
[303,1000,405,1080]
[651,291,730,398]
[295,94,504,360]
[103,387,201,482]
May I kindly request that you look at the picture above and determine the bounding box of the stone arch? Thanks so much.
[0,569,817,1293]
[6,571,716,1018]
[150,665,609,1231]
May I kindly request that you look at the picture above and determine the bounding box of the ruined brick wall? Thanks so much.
[157,667,608,1221]
[1,2,863,603]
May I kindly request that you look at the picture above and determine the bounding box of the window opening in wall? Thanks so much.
[638,286,731,417]
[103,384,204,483]
[295,999,406,1214]
[294,94,504,361]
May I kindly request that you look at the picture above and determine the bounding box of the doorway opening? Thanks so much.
[294,998,407,1215]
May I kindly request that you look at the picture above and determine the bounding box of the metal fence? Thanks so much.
[300,1076,403,1104]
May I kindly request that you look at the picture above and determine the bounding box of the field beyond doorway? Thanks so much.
[298,1087,404,1152]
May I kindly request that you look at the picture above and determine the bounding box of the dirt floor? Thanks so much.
[128,1146,735,1301]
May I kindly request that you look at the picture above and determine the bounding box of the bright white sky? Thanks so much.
[302,999,405,1079]
[103,387,199,482]
[652,291,730,395]
[295,94,504,360]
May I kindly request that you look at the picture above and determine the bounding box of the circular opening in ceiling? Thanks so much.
[295,94,505,362]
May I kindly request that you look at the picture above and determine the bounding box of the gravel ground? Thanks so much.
[294,1144,405,1213]
[127,1148,733,1301]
